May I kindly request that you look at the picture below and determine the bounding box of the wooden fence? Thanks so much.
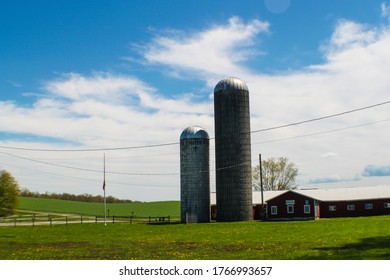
[0,213,173,227]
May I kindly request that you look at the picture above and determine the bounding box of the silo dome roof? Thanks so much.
[214,77,248,92]
[180,126,209,140]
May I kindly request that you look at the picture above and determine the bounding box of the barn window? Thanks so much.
[304,205,310,214]
[384,202,390,209]
[287,205,294,214]
[347,205,355,211]
[329,205,336,211]
[271,206,278,215]
[365,203,373,210]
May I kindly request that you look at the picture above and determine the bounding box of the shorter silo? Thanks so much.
[180,126,210,223]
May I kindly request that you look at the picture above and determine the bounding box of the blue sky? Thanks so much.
[1,0,390,201]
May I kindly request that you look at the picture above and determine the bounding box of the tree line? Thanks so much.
[20,188,138,203]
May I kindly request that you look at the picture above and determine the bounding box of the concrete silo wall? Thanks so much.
[180,135,210,223]
[214,78,253,222]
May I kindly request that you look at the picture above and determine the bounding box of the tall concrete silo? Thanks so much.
[180,126,210,223]
[214,77,252,222]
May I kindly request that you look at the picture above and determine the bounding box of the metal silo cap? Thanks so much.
[180,126,209,140]
[214,77,249,92]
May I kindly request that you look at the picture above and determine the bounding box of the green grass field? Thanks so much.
[1,197,389,260]
[1,215,390,260]
[18,197,180,217]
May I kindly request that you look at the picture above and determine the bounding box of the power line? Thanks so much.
[252,118,390,145]
[1,117,389,177]
[0,150,179,176]
[0,148,248,176]
[0,141,178,152]
[8,115,382,176]
[0,99,389,152]
[250,100,390,134]
[2,161,178,188]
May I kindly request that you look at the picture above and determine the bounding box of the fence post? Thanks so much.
[50,217,52,226]
[112,215,115,224]
[95,216,98,223]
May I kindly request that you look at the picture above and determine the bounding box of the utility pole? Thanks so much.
[259,154,265,220]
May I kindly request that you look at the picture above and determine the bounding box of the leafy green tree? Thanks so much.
[253,157,298,191]
[0,170,21,217]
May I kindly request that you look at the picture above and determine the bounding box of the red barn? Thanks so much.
[211,186,390,221]
[265,191,320,221]
[266,186,390,220]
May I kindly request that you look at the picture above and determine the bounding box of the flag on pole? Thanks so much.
[103,153,106,191]
[103,153,107,226]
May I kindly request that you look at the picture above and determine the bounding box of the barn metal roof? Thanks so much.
[293,186,390,202]
[210,190,285,205]
[210,186,390,205]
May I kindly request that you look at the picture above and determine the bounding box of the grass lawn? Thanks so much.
[1,216,389,260]
[18,197,180,217]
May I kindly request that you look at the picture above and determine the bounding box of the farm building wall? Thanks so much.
[320,199,390,218]
[253,204,266,220]
[266,191,318,221]
[211,205,261,220]
[211,205,217,220]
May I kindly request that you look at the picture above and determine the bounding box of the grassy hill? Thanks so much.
[18,197,180,217]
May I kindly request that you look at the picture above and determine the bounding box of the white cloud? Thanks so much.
[321,19,378,54]
[45,72,155,103]
[142,16,269,78]
[137,92,213,114]
[250,19,390,119]
[321,152,338,158]
[382,2,390,19]
[0,72,215,150]
[45,72,213,115]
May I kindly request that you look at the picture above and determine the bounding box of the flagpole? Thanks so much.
[104,153,107,226]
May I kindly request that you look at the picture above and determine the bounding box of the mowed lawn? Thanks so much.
[1,215,390,260]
